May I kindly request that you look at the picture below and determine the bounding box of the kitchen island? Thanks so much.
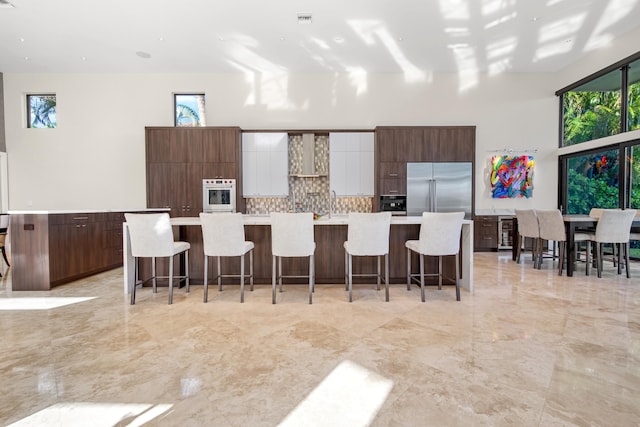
[123,215,474,295]
[8,209,168,291]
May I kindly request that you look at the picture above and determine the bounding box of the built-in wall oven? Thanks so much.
[203,179,236,213]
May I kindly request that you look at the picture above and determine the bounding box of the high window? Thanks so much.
[562,70,621,146]
[174,94,205,127]
[628,59,640,132]
[27,94,57,128]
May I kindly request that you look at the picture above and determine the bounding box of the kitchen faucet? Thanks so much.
[329,189,337,218]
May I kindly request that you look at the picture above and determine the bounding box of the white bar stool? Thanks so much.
[200,212,254,303]
[405,212,464,302]
[343,212,392,302]
[270,212,316,304]
[124,213,190,305]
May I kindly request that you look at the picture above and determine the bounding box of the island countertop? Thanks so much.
[171,215,473,226]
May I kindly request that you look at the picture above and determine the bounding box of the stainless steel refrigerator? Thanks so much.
[406,162,472,219]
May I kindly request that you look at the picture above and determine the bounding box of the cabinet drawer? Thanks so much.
[475,234,498,250]
[379,162,406,179]
[49,213,101,225]
[379,178,406,195]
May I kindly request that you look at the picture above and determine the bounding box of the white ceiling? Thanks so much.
[1,0,639,75]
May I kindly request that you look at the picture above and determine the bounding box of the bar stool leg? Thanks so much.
[204,255,209,302]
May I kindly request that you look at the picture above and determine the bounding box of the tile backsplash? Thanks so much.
[244,133,373,215]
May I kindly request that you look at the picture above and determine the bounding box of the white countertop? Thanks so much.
[8,208,171,215]
[474,209,515,216]
[171,215,473,226]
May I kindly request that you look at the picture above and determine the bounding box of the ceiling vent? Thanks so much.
[297,13,313,24]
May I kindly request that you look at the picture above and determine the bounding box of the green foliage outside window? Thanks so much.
[566,150,619,214]
[563,91,621,146]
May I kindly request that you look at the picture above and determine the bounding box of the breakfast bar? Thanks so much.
[123,215,474,296]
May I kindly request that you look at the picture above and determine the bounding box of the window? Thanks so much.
[628,59,640,132]
[27,94,57,128]
[562,69,622,146]
[564,148,620,214]
[174,94,205,127]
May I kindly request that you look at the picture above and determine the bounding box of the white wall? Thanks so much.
[3,68,559,211]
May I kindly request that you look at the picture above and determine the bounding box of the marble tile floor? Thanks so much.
[1,252,639,426]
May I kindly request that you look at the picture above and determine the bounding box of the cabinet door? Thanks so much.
[242,150,258,196]
[242,132,288,196]
[330,132,374,196]
[435,127,475,161]
[330,151,347,195]
[49,223,84,282]
[204,128,239,163]
[360,150,374,196]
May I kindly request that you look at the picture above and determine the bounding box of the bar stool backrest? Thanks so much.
[270,212,315,257]
[200,212,247,256]
[417,211,465,256]
[346,212,391,256]
[124,213,175,257]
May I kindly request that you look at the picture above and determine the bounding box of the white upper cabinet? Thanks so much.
[329,132,374,196]
[242,132,289,197]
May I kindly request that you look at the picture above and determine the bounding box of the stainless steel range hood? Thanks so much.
[291,133,324,177]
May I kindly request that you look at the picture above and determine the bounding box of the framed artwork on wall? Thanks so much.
[490,155,535,198]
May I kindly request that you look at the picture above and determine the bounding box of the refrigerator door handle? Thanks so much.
[432,180,437,212]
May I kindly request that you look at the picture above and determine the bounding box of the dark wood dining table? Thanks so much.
[512,214,640,277]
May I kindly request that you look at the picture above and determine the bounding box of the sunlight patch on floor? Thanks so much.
[0,297,96,310]
[278,360,393,427]
[7,402,173,427]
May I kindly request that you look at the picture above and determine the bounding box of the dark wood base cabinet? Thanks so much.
[11,211,141,291]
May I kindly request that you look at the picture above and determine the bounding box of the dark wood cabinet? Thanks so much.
[474,215,498,251]
[375,126,475,211]
[144,127,242,281]
[9,211,134,290]
[48,213,120,287]
[146,127,242,215]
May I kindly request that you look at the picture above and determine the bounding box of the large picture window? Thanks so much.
[27,94,57,128]
[564,148,620,214]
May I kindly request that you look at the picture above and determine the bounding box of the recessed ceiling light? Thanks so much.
[334,37,344,43]
[218,36,225,41]
[297,13,312,24]
[24,56,29,61]
[81,56,87,61]
[19,37,25,42]
[531,17,539,22]
[398,36,404,41]
[135,51,151,59]
[159,36,165,42]
[280,36,286,41]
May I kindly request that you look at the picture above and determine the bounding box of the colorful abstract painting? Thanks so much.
[490,155,535,198]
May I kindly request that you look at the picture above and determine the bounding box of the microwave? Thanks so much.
[379,195,406,215]
[203,179,236,213]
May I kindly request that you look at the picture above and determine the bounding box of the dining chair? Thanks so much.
[535,209,566,275]
[0,214,10,276]
[577,209,637,278]
[270,212,316,304]
[200,212,254,303]
[343,212,392,302]
[405,211,464,302]
[125,213,190,304]
[515,209,541,268]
